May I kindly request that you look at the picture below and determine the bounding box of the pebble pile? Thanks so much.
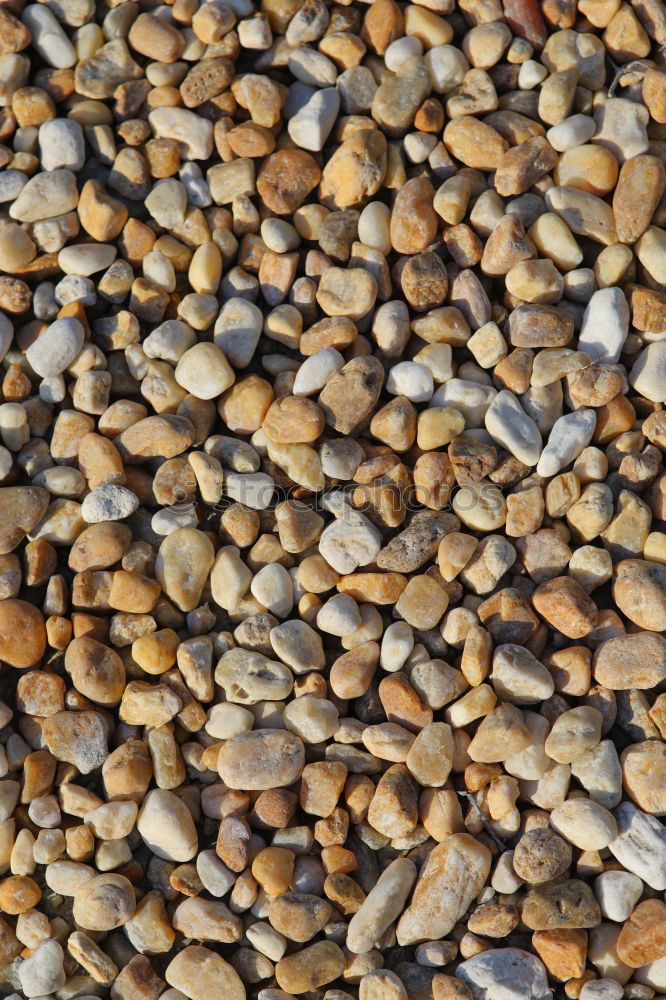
[0,0,664,995]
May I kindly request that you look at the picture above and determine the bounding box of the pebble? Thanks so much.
[137,789,198,863]
[386,361,434,403]
[594,870,643,922]
[536,409,597,478]
[609,802,666,890]
[347,858,417,954]
[39,119,85,172]
[18,939,65,998]
[10,168,78,223]
[214,297,264,368]
[396,833,491,945]
[630,341,666,403]
[0,0,662,992]
[319,508,381,575]
[166,945,245,1000]
[218,730,305,789]
[578,288,629,364]
[579,982,623,1000]
[25,317,84,378]
[81,485,138,523]
[22,5,76,69]
[550,798,618,850]
[288,87,340,151]
[149,107,214,160]
[485,390,542,467]
[457,948,553,1000]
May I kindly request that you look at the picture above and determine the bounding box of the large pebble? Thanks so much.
[608,802,666,890]
[9,168,78,223]
[22,5,76,68]
[594,870,643,922]
[457,948,553,1000]
[156,528,215,612]
[485,390,542,467]
[166,945,245,1000]
[630,341,666,403]
[137,789,198,862]
[81,485,138,523]
[217,730,305,789]
[396,833,491,945]
[577,288,629,364]
[347,858,417,954]
[39,119,85,172]
[25,318,84,378]
[149,107,214,160]
[288,87,339,151]
[536,409,596,478]
[18,939,65,998]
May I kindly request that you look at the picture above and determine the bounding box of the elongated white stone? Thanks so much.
[485,389,542,466]
[577,288,629,364]
[536,409,596,478]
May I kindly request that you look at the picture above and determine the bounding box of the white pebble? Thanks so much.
[317,593,362,636]
[251,563,294,618]
[386,361,434,403]
[536,409,596,478]
[25,317,85,378]
[81,485,139,523]
[577,287,629,364]
[293,347,345,395]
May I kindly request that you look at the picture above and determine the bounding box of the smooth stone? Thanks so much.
[156,527,215,612]
[58,243,116,276]
[457,948,553,1000]
[634,956,666,991]
[9,168,78,223]
[549,798,618,850]
[386,361,434,403]
[25,318,84,377]
[592,632,666,690]
[166,945,245,1000]
[0,171,26,204]
[288,87,340,152]
[609,802,666,890]
[396,833,491,945]
[491,644,554,704]
[347,858,417,954]
[18,939,65,998]
[630,341,666,403]
[577,288,629,364]
[432,379,498,427]
[485,390,542,467]
[214,296,263,368]
[137,789,198,862]
[293,347,345,395]
[319,507,381,574]
[570,740,622,809]
[593,870,643,922]
[426,44,469,93]
[592,97,649,163]
[270,620,325,674]
[217,730,305,789]
[579,982,623,1000]
[22,4,76,68]
[39,119,85,171]
[547,114,596,151]
[536,409,596,478]
[225,472,274,510]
